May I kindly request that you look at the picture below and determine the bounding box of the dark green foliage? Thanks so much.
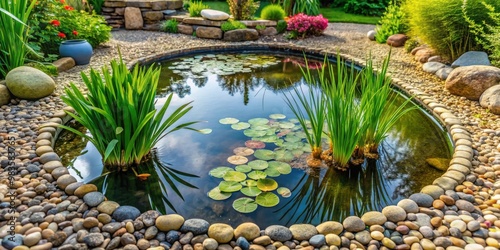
[227,0,259,20]
[344,0,389,16]
[276,20,287,33]
[283,0,320,15]
[261,4,286,20]
[375,1,407,43]
[26,62,58,76]
[465,2,500,67]
[162,19,179,33]
[88,0,105,14]
[221,20,247,32]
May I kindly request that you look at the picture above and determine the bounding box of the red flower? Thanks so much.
[72,30,78,36]
[64,5,74,10]
[60,0,65,3]
[58,32,66,38]
[50,20,60,27]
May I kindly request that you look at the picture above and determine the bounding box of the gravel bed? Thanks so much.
[1,23,500,250]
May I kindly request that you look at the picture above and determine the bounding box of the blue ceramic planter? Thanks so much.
[59,39,93,65]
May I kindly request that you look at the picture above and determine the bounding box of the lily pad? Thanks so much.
[285,135,302,142]
[252,125,271,131]
[254,135,279,143]
[268,161,292,174]
[240,186,262,197]
[292,149,304,157]
[245,140,266,149]
[279,122,295,129]
[243,129,267,138]
[269,114,286,119]
[208,187,232,200]
[264,167,281,177]
[235,165,252,173]
[277,187,291,198]
[198,128,212,134]
[257,178,278,191]
[223,171,247,182]
[256,192,280,207]
[231,122,251,130]
[274,150,295,162]
[232,198,258,213]
[209,166,233,178]
[233,147,255,156]
[227,155,249,165]
[247,170,267,180]
[219,181,242,192]
[240,179,258,187]
[248,160,269,170]
[219,117,239,124]
[254,149,276,161]
[248,118,269,125]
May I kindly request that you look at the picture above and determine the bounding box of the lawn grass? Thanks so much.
[203,1,380,24]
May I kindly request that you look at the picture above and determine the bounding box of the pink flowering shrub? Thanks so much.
[286,13,328,38]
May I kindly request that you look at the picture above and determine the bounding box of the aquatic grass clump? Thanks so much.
[60,53,199,170]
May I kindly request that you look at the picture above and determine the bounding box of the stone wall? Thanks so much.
[102,0,184,30]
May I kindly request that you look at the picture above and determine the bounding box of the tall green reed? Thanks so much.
[0,0,36,79]
[283,59,326,166]
[60,53,200,170]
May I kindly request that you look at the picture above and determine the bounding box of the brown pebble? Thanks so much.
[433,200,445,209]
[41,229,54,239]
[431,217,442,228]
[113,227,127,237]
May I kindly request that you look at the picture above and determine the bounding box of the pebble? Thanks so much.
[156,214,185,232]
[289,224,317,241]
[236,237,250,250]
[382,206,407,222]
[342,216,365,232]
[112,205,141,222]
[203,238,218,250]
[265,225,293,242]
[253,236,272,246]
[361,211,387,226]
[234,223,260,241]
[83,232,104,248]
[309,234,326,247]
[207,223,233,243]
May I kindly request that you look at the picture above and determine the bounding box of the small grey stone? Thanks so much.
[342,216,365,232]
[236,236,250,250]
[140,210,161,227]
[397,199,419,213]
[409,193,434,207]
[112,205,140,222]
[180,218,210,235]
[436,67,454,80]
[423,62,446,74]
[83,233,104,248]
[83,192,105,207]
[265,225,293,241]
[309,234,326,247]
[455,200,475,212]
[203,238,218,250]
[166,230,180,243]
[1,234,23,250]
[452,51,490,68]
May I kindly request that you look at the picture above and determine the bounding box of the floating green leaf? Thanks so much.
[241,179,257,187]
[264,167,281,177]
[235,165,252,173]
[223,171,247,182]
[227,155,249,165]
[248,160,269,170]
[247,170,268,180]
[257,178,278,191]
[254,149,276,160]
[279,122,295,129]
[240,186,262,197]
[285,135,302,142]
[232,198,258,213]
[231,122,251,130]
[256,192,280,207]
[274,150,295,162]
[277,187,291,198]
[219,181,242,192]
[248,118,269,125]
[292,149,304,157]
[233,147,254,156]
[198,128,212,134]
[254,135,279,143]
[269,114,286,119]
[208,187,232,200]
[268,161,292,174]
[219,117,239,124]
[209,166,233,178]
[252,125,271,131]
[244,129,267,137]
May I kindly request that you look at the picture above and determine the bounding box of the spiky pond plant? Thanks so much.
[60,53,199,171]
[359,53,417,158]
[283,60,326,167]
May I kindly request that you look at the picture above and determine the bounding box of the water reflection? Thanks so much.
[91,149,199,214]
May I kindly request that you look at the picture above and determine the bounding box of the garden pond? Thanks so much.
[55,53,452,227]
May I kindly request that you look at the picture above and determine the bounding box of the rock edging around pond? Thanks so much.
[6,44,500,250]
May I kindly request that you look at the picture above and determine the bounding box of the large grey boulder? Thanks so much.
[223,29,259,42]
[6,66,55,99]
[445,65,500,100]
[451,51,490,68]
[201,9,230,21]
[480,85,500,114]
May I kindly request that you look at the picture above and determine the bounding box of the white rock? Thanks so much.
[367,30,376,41]
[201,9,230,21]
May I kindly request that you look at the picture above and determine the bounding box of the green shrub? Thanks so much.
[28,0,111,58]
[221,20,247,32]
[0,0,36,79]
[188,1,208,17]
[227,0,259,20]
[465,2,500,67]
[276,20,287,33]
[375,1,407,43]
[255,24,266,30]
[282,0,320,15]
[162,19,179,33]
[261,4,286,20]
[403,0,500,61]
[88,0,105,14]
[344,0,389,16]
[27,62,58,77]
[60,52,200,170]
[404,37,420,53]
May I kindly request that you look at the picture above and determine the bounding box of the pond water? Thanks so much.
[55,53,452,227]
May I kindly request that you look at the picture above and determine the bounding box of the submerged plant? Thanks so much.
[283,60,326,167]
[60,51,200,170]
[359,53,417,157]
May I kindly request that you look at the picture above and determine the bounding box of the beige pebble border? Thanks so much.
[29,43,481,249]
